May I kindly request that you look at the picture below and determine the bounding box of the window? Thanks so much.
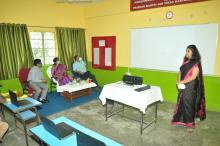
[30,32,56,64]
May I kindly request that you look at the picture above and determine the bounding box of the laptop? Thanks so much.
[76,130,106,146]
[40,116,75,140]
[9,90,31,107]
[40,116,106,146]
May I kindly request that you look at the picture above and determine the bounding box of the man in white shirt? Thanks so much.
[72,55,99,86]
[28,59,48,103]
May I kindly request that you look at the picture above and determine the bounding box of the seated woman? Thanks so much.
[51,57,72,86]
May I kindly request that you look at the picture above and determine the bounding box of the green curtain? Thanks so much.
[55,27,87,69]
[0,23,34,80]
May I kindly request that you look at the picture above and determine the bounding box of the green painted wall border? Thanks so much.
[1,63,220,112]
[87,62,220,112]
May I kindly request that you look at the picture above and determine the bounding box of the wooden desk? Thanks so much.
[62,88,92,101]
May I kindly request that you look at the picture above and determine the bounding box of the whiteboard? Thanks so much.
[130,23,218,75]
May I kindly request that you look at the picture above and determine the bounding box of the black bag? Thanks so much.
[122,75,143,85]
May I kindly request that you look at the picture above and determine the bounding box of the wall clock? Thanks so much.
[166,11,173,19]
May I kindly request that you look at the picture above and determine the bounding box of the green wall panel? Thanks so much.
[87,62,220,112]
[1,63,220,112]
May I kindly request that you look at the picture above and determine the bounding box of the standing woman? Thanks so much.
[172,45,206,131]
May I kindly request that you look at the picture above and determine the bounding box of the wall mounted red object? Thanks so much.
[92,36,116,70]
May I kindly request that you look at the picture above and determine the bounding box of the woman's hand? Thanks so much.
[178,66,199,84]
[56,75,62,80]
[177,80,184,84]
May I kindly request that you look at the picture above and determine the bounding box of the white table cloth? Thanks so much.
[57,81,97,93]
[99,81,163,113]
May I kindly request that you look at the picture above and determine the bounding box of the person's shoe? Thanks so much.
[38,98,45,103]
[43,99,49,103]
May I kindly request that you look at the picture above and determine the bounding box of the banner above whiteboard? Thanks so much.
[130,0,209,11]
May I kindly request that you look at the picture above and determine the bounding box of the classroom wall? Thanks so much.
[84,0,220,75]
[0,0,220,112]
[0,0,85,28]
[0,1,84,93]
[84,0,220,112]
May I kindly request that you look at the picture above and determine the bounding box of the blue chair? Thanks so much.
[15,108,39,146]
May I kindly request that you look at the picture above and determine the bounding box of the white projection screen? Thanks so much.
[130,23,218,75]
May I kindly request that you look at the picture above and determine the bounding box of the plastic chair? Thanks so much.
[19,68,31,95]
[19,68,41,97]
[46,66,58,93]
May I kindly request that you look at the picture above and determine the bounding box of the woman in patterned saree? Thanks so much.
[51,57,72,86]
[172,45,206,132]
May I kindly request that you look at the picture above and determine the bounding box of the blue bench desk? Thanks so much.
[1,97,42,120]
[30,116,123,146]
[1,97,42,146]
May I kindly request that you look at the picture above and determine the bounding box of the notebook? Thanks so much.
[9,90,31,107]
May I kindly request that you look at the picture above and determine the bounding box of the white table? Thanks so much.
[99,81,163,134]
[58,81,97,93]
[58,81,97,101]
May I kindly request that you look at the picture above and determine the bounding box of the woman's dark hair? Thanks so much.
[53,57,59,65]
[33,59,42,66]
[184,45,201,62]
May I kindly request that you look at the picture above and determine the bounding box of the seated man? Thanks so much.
[28,59,49,103]
[72,55,99,86]
[51,57,72,86]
